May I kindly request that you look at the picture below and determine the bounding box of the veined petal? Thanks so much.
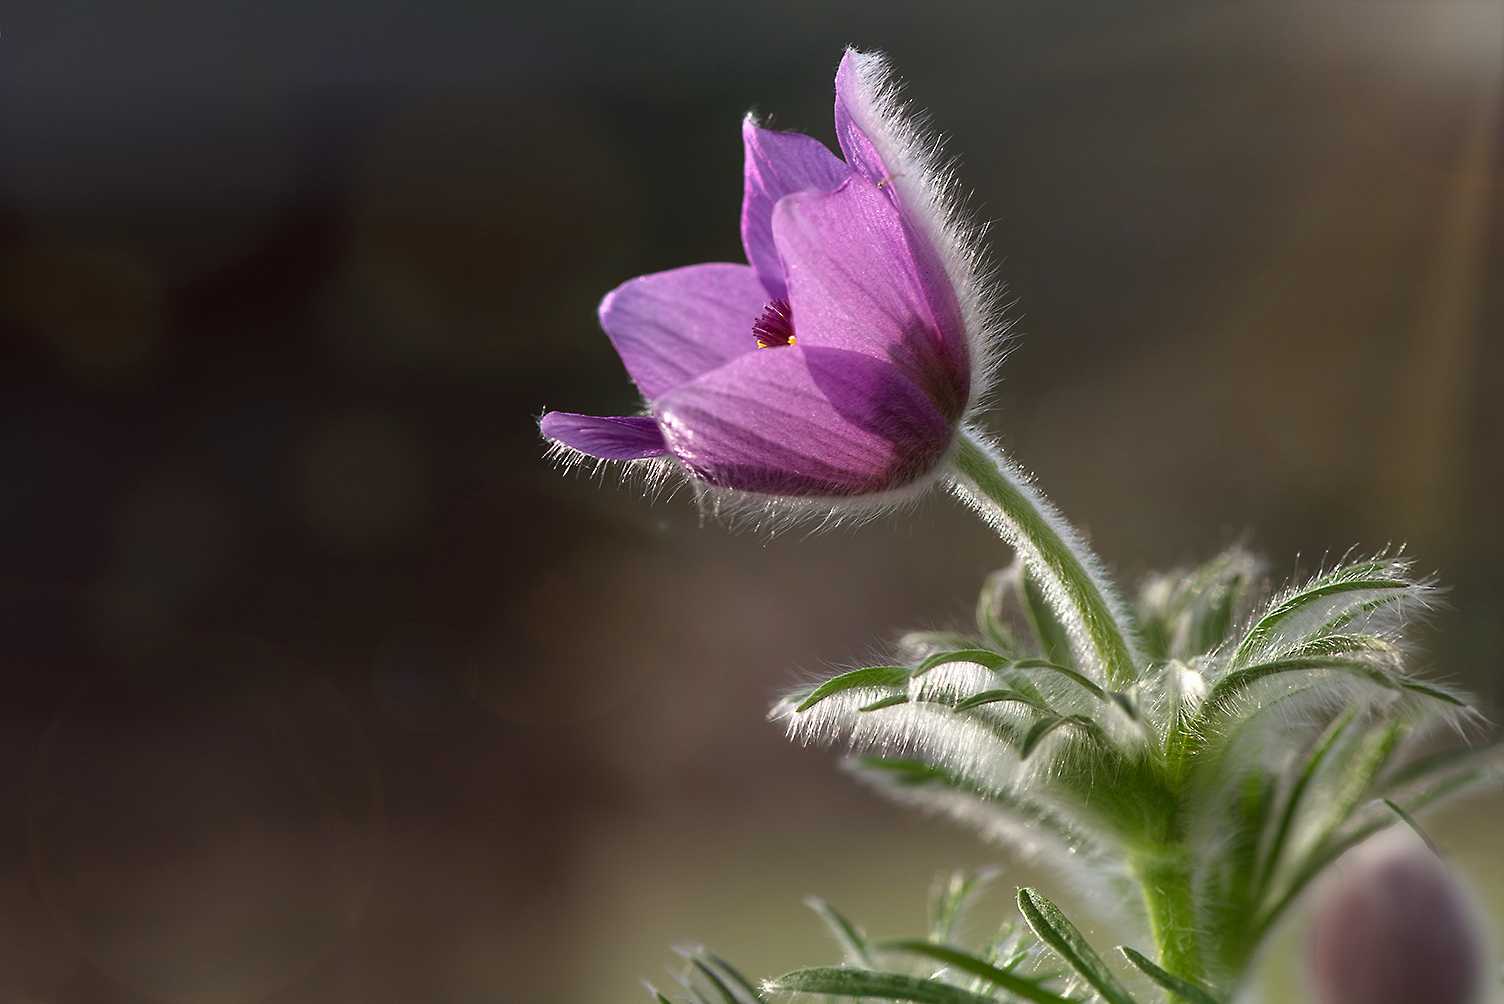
[772,176,968,422]
[652,344,954,496]
[598,262,767,399]
[833,50,895,191]
[741,117,851,300]
[538,412,668,460]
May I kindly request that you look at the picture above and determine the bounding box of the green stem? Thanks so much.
[946,430,1138,687]
[1132,846,1202,1000]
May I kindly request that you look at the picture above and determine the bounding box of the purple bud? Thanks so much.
[1311,834,1484,1004]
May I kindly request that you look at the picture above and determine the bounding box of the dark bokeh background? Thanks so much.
[1,2,1502,1002]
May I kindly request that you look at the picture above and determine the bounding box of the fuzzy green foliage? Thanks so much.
[771,547,1501,998]
[654,870,1226,1004]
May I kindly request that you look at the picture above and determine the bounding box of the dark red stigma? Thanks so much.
[752,298,796,348]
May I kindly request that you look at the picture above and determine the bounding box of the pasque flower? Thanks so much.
[540,50,994,502]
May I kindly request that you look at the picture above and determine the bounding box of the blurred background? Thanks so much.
[0,1,1502,1001]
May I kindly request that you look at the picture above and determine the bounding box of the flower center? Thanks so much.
[752,299,796,348]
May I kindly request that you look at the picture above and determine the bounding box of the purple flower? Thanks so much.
[1310,834,1483,1004]
[540,50,995,505]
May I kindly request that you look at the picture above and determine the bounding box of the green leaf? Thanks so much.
[860,694,911,712]
[1402,767,1498,812]
[951,689,1049,713]
[1106,691,1139,720]
[1397,681,1466,706]
[682,952,762,1004]
[902,630,990,656]
[1255,709,1355,899]
[928,868,1000,944]
[1020,567,1076,670]
[766,967,996,1004]
[1229,576,1412,668]
[1020,717,1069,759]
[1016,889,1138,1004]
[1117,947,1220,1004]
[1018,716,1099,759]
[1253,723,1409,935]
[1284,634,1396,659]
[976,570,1031,660]
[915,649,1009,676]
[876,940,1079,1004]
[796,666,911,712]
[848,758,1107,864]
[705,953,768,1004]
[805,897,874,968]
[645,983,678,1004]
[1012,660,1106,699]
[1381,742,1504,792]
[1381,798,1440,855]
[1200,657,1448,716]
[852,756,952,786]
[1251,819,1384,943]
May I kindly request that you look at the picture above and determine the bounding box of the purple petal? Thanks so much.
[539,412,667,460]
[599,262,768,400]
[652,344,953,496]
[772,175,968,422]
[741,118,851,301]
[833,51,893,191]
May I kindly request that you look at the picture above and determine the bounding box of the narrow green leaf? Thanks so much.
[915,649,1009,676]
[859,694,910,712]
[849,758,1107,864]
[805,897,874,968]
[853,756,951,786]
[1252,819,1385,942]
[1013,659,1106,699]
[706,953,770,1004]
[644,981,678,1004]
[796,666,911,712]
[766,967,996,1004]
[1398,681,1466,706]
[1302,722,1407,866]
[1016,889,1138,1004]
[902,630,990,656]
[1254,724,1411,934]
[1381,742,1504,792]
[1230,577,1412,668]
[976,570,1031,659]
[1404,767,1497,812]
[1020,716,1068,759]
[685,954,761,1004]
[1118,947,1220,1004]
[877,940,1079,1004]
[1382,799,1440,855]
[1255,709,1356,899]
[1020,567,1076,669]
[1106,691,1138,720]
[1202,657,1407,714]
[1284,634,1396,659]
[951,689,1048,713]
[928,868,998,943]
[1018,715,1102,759]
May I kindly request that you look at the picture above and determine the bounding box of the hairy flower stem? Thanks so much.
[1132,846,1203,1000]
[947,431,1138,686]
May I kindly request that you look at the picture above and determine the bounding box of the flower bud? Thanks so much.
[1311,831,1484,1004]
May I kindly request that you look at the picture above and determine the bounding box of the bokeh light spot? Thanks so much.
[0,242,165,379]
